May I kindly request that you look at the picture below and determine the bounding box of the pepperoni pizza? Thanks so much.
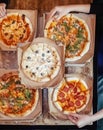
[52,77,90,114]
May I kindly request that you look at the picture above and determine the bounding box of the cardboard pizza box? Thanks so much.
[43,13,96,65]
[44,72,93,125]
[0,69,42,125]
[17,37,65,89]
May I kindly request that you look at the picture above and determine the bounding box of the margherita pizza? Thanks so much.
[44,14,90,61]
[52,77,90,114]
[0,72,39,117]
[0,13,32,48]
[21,42,61,82]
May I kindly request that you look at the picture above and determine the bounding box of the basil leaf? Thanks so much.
[62,22,70,32]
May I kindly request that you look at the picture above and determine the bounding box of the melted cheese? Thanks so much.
[22,43,61,82]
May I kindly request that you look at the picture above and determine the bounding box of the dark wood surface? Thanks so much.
[8,0,93,16]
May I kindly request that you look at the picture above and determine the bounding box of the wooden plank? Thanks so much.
[8,0,93,16]
[8,0,38,9]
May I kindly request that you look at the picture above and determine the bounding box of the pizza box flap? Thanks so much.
[47,73,93,122]
[0,9,37,51]
[18,37,65,89]
[44,12,96,65]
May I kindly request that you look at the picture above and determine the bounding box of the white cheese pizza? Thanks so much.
[21,42,61,82]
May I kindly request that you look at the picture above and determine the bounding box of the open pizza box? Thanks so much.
[43,64,93,125]
[0,69,42,125]
[17,37,65,89]
[43,12,96,65]
[0,9,37,51]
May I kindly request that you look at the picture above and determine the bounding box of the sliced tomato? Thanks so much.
[58,91,65,98]
[59,98,66,103]
[76,92,81,95]
[68,101,74,107]
[74,94,78,99]
[75,100,81,107]
[67,83,74,89]
[78,95,85,100]
[73,87,77,93]
[63,86,69,92]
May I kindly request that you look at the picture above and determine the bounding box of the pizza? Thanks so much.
[21,42,61,82]
[0,71,39,117]
[0,13,32,48]
[44,14,90,61]
[52,77,90,114]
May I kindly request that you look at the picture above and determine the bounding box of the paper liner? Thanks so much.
[48,73,93,120]
[18,37,65,89]
[0,69,42,123]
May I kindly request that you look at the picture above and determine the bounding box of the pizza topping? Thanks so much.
[63,86,69,92]
[59,98,66,103]
[75,100,81,106]
[68,101,74,107]
[73,87,77,93]
[78,95,85,100]
[53,78,90,114]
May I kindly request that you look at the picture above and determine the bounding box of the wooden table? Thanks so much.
[8,0,93,16]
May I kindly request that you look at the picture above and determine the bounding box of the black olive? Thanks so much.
[26,65,28,68]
